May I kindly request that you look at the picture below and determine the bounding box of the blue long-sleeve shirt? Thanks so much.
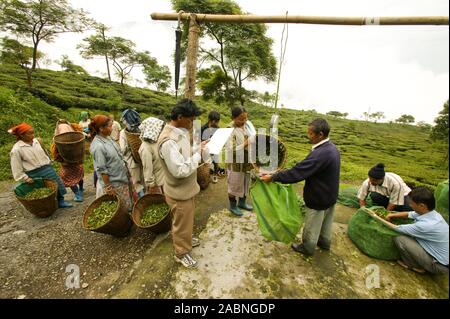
[90,135,128,187]
[272,140,340,210]
[396,211,449,266]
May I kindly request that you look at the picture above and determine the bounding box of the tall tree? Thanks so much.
[77,24,112,81]
[431,100,449,142]
[142,61,172,92]
[79,34,171,93]
[0,0,95,70]
[0,36,42,87]
[396,114,415,124]
[172,0,277,106]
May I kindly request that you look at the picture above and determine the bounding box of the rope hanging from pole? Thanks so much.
[273,11,289,110]
[174,10,184,99]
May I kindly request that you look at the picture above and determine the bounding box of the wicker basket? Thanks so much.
[254,134,287,170]
[124,130,142,164]
[131,194,171,234]
[197,162,211,190]
[54,131,85,164]
[82,194,132,237]
[15,179,58,218]
[84,137,91,155]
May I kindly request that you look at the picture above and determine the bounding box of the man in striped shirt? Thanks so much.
[357,163,412,211]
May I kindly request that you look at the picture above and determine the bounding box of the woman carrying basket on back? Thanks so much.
[8,122,73,208]
[119,109,145,198]
[51,119,85,203]
[138,117,166,195]
[89,115,135,212]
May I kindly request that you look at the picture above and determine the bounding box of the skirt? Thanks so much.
[60,164,84,187]
[227,170,250,198]
[26,164,67,199]
[96,181,132,212]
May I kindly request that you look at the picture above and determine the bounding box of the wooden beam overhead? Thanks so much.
[151,13,449,26]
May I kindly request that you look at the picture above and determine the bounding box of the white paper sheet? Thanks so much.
[206,128,234,154]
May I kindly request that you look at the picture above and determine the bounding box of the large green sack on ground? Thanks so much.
[348,207,405,261]
[435,180,449,222]
[337,186,373,208]
[14,178,45,197]
[250,178,303,244]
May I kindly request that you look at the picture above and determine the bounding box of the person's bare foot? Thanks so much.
[397,260,426,274]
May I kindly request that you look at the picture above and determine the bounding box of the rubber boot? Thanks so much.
[238,196,253,211]
[229,198,243,216]
[74,190,83,202]
[58,198,73,208]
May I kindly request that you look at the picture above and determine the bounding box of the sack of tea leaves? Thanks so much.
[337,185,373,209]
[250,178,302,244]
[435,180,449,222]
[348,206,412,261]
[86,201,118,229]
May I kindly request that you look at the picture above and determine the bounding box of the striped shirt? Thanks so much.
[357,172,411,205]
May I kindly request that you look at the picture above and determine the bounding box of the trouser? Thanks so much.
[393,235,449,275]
[370,192,412,211]
[70,180,84,194]
[165,196,195,257]
[302,205,335,255]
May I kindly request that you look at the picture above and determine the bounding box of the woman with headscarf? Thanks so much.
[138,117,166,194]
[225,107,255,217]
[51,119,85,202]
[89,115,134,211]
[79,111,91,134]
[9,122,73,208]
[119,109,145,198]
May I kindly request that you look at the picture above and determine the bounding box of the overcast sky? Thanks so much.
[36,0,449,123]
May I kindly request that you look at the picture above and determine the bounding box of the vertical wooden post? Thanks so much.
[184,14,201,100]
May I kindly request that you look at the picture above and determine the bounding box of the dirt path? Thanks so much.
[0,177,448,299]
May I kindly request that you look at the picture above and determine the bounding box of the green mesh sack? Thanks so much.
[435,180,449,222]
[250,178,303,244]
[347,206,411,261]
[14,178,45,197]
[337,186,373,208]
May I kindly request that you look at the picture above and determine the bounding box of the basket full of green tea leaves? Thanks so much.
[132,194,171,233]
[82,194,132,237]
[15,179,58,218]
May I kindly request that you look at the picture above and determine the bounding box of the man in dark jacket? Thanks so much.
[261,118,340,256]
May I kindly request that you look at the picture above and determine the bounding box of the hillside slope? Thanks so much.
[0,64,447,188]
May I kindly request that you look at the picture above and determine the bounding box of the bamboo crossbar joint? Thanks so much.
[151,13,449,26]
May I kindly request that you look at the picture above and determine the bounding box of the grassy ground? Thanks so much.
[0,63,448,189]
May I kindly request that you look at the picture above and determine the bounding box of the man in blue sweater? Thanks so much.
[369,187,449,275]
[261,118,341,256]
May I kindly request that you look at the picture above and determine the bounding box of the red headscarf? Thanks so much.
[8,123,33,140]
[89,115,110,138]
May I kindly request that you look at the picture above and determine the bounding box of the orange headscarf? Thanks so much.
[8,123,33,140]
[89,115,110,138]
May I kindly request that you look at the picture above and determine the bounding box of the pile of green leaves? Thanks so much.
[86,200,118,229]
[371,207,412,226]
[140,203,169,226]
[23,187,53,200]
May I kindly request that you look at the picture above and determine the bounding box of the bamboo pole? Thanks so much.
[151,13,449,26]
[184,14,201,100]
